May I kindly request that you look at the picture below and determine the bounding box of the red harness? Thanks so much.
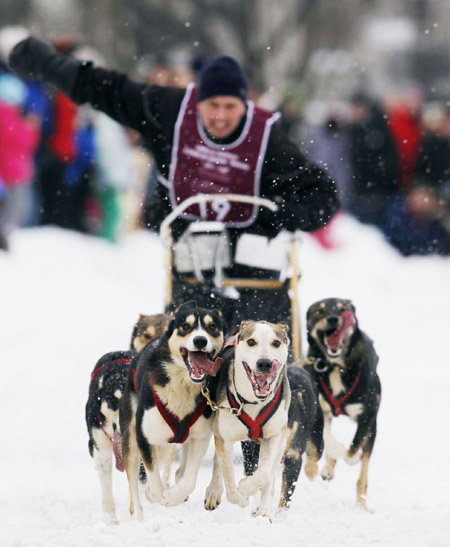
[319,368,362,416]
[91,358,132,382]
[227,381,284,441]
[152,388,208,444]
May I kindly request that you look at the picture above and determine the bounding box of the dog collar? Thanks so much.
[319,367,362,416]
[226,381,284,441]
[152,388,208,444]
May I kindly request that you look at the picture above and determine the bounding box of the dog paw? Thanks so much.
[227,490,249,508]
[304,458,319,480]
[252,505,274,522]
[356,496,368,511]
[345,448,361,465]
[204,484,223,511]
[320,467,334,481]
[161,486,188,507]
[238,472,269,497]
[101,511,119,526]
[145,486,163,504]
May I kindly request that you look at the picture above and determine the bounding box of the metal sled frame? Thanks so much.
[159,194,303,362]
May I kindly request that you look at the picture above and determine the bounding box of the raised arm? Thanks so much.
[9,36,149,133]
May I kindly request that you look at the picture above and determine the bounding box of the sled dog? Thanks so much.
[303,298,381,509]
[85,312,170,522]
[119,301,225,519]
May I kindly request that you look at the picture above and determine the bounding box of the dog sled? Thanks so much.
[159,194,303,362]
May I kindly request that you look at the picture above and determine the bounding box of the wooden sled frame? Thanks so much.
[159,194,303,362]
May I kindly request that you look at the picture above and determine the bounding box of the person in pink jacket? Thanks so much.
[0,70,40,239]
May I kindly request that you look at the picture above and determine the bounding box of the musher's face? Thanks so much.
[197,96,246,139]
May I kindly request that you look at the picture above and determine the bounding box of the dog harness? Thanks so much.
[151,388,208,444]
[226,381,284,440]
[91,358,132,382]
[319,367,362,416]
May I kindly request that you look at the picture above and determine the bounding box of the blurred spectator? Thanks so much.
[0,66,40,239]
[92,112,135,242]
[346,91,399,226]
[380,103,450,256]
[34,36,80,229]
[0,173,7,250]
[386,85,424,190]
[308,110,352,207]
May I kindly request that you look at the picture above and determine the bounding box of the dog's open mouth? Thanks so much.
[181,348,223,382]
[242,360,281,398]
[322,310,355,357]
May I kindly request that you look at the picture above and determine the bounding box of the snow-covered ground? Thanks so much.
[1,215,449,547]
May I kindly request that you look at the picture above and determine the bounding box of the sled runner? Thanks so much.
[159,194,303,362]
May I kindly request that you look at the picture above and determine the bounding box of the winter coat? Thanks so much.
[0,102,40,186]
[9,37,339,244]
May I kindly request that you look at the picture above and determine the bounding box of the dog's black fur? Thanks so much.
[85,313,170,521]
[119,301,225,516]
[303,297,381,508]
[86,313,171,462]
[240,365,324,508]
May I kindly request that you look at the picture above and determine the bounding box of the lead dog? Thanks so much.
[204,320,291,519]
[85,312,170,522]
[303,298,381,509]
[119,301,225,520]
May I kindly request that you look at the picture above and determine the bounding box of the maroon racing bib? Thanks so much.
[166,84,280,227]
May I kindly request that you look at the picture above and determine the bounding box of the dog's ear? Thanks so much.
[346,299,356,314]
[237,320,253,341]
[165,317,176,338]
[175,300,197,314]
[276,322,289,334]
[211,308,224,320]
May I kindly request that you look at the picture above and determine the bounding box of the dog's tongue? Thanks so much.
[255,360,280,393]
[326,310,355,351]
[189,351,223,377]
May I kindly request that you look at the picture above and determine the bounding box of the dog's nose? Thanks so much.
[327,315,339,328]
[193,336,208,350]
[256,359,272,373]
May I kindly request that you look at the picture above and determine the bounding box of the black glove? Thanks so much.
[9,36,84,99]
[254,197,300,238]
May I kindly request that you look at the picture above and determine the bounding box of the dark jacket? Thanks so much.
[10,37,339,243]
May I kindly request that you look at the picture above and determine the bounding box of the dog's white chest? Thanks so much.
[214,403,288,442]
[140,407,211,445]
[329,367,346,396]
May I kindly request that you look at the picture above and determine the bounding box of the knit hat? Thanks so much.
[197,55,247,103]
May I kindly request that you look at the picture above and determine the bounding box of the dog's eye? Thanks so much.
[143,333,151,339]
[272,340,281,348]
[247,339,256,347]
[182,322,191,331]
[208,324,217,333]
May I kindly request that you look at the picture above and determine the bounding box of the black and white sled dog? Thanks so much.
[203,320,293,519]
[119,301,225,520]
[85,313,170,522]
[303,298,381,509]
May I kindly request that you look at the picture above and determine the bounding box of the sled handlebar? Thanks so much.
[159,194,278,238]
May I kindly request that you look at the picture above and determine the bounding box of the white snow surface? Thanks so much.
[1,214,449,547]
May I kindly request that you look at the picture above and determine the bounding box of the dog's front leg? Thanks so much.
[215,436,248,507]
[161,436,210,507]
[239,430,287,499]
[321,409,345,480]
[345,409,377,465]
[253,430,288,520]
[204,452,224,510]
